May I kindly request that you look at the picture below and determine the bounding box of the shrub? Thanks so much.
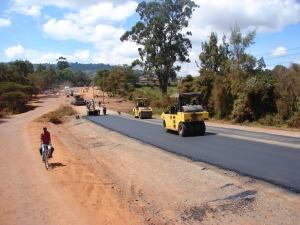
[258,114,283,127]
[40,105,76,124]
[231,96,254,123]
[152,107,164,116]
[49,116,62,124]
[0,91,28,112]
[287,113,300,128]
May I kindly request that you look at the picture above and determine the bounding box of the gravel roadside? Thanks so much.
[51,90,300,224]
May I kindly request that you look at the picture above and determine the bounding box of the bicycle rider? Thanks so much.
[41,126,53,159]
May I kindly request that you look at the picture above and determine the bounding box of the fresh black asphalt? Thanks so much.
[86,114,300,193]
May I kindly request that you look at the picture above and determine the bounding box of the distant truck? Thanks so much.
[44,90,53,94]
[86,100,100,116]
[73,94,86,106]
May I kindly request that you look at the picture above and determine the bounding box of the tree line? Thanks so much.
[0,56,92,114]
[120,0,300,128]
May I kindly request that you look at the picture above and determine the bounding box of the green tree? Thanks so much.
[199,32,221,74]
[36,64,47,73]
[112,64,139,87]
[94,68,110,91]
[177,74,195,93]
[229,23,257,87]
[9,60,34,84]
[121,0,199,94]
[256,57,266,72]
[42,66,56,90]
[105,69,126,95]
[0,63,9,82]
[0,91,28,112]
[211,76,233,119]
[276,63,300,119]
[56,68,74,86]
[73,70,92,87]
[193,72,215,109]
[56,56,69,71]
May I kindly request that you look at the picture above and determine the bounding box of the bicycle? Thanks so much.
[42,144,52,170]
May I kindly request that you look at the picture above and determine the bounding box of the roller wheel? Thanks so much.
[194,123,201,136]
[178,123,187,137]
[199,121,206,136]
[187,123,195,136]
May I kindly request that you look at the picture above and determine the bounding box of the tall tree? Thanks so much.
[121,0,199,94]
[56,56,69,71]
[105,69,126,95]
[276,63,300,119]
[199,32,221,74]
[42,66,56,90]
[229,23,257,85]
[9,60,34,84]
[256,57,266,72]
[94,68,110,91]
[73,70,92,87]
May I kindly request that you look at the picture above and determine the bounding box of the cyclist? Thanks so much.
[40,126,53,159]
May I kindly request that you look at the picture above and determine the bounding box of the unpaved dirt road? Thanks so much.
[1,88,300,225]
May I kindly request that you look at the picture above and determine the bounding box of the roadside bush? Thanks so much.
[150,95,172,111]
[231,96,254,123]
[287,113,300,128]
[258,114,283,127]
[152,107,164,116]
[49,116,62,124]
[40,105,76,124]
[0,91,28,112]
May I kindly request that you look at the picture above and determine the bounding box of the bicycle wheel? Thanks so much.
[44,149,49,170]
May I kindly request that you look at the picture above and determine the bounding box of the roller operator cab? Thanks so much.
[133,98,152,119]
[161,92,209,137]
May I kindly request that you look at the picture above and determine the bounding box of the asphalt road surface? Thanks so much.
[86,114,300,193]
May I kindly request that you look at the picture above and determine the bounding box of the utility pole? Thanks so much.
[102,74,105,103]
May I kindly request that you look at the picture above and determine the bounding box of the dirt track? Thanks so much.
[0,88,300,224]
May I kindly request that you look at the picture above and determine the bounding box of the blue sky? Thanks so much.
[0,0,299,77]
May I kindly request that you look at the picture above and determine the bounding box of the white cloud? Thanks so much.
[10,0,136,10]
[270,47,287,56]
[180,0,300,76]
[188,0,300,44]
[65,2,137,26]
[94,41,139,64]
[4,45,25,59]
[43,19,84,41]
[3,44,139,66]
[70,50,91,63]
[9,5,41,17]
[0,18,11,27]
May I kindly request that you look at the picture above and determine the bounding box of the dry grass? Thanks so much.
[39,105,76,124]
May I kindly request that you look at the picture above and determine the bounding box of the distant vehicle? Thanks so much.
[44,90,53,94]
[133,98,152,119]
[73,95,86,106]
[65,86,69,89]
[86,100,100,116]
